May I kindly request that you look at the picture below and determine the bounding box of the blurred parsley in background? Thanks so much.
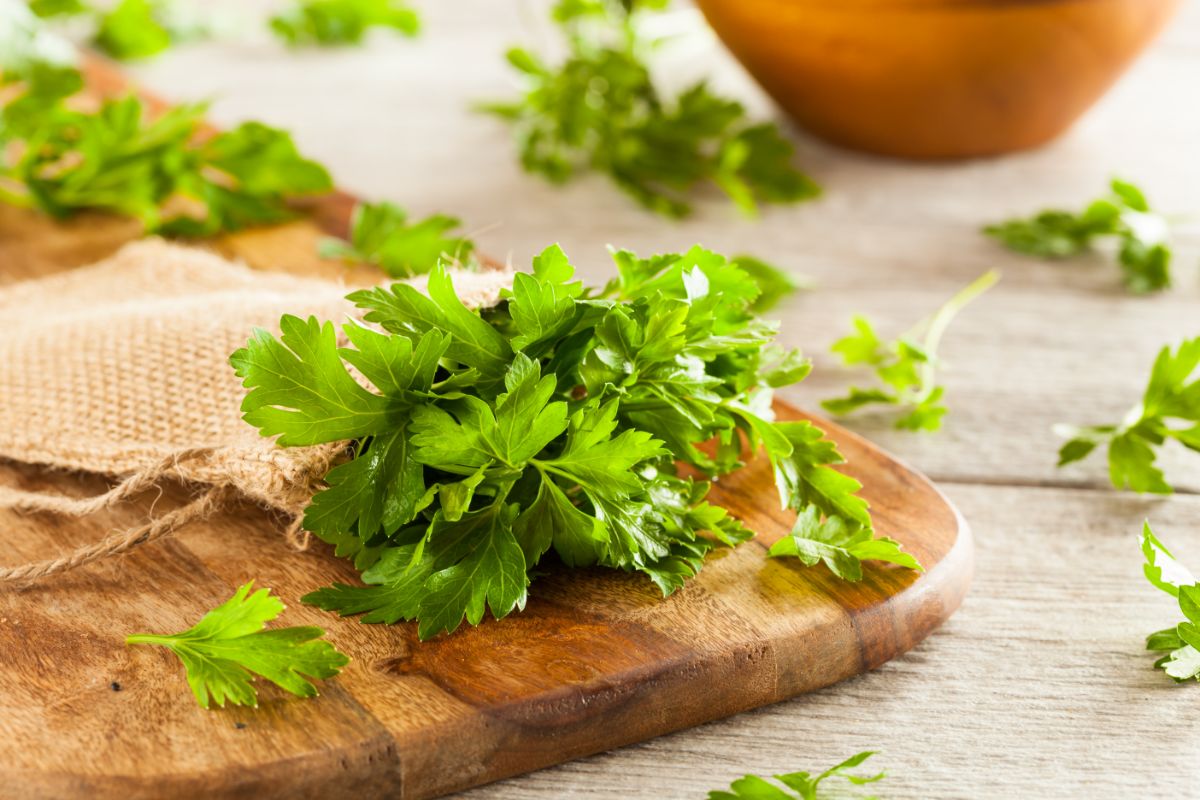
[481,0,819,218]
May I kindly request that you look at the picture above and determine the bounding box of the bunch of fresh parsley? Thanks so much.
[127,582,349,708]
[821,271,998,432]
[319,201,477,277]
[28,0,205,61]
[270,0,420,47]
[231,245,919,640]
[1139,524,1200,683]
[984,178,1173,294]
[709,751,886,799]
[481,0,819,218]
[0,66,333,236]
[1057,336,1199,494]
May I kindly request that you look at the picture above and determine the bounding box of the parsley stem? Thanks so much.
[912,269,999,401]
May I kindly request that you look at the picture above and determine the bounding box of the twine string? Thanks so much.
[0,446,337,585]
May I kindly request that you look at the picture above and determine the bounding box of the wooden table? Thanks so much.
[120,1,1200,796]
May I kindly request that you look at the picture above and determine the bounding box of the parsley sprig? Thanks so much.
[319,201,477,277]
[985,178,1173,294]
[1139,523,1200,683]
[481,0,819,218]
[709,751,886,799]
[821,271,999,432]
[0,66,333,236]
[232,245,919,640]
[270,0,420,47]
[1057,337,1200,494]
[126,582,350,709]
[29,0,206,62]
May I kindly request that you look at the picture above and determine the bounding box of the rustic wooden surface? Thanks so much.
[4,0,1199,796]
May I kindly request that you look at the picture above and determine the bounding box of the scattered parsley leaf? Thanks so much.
[709,751,886,799]
[92,0,174,60]
[1057,337,1200,494]
[28,0,90,16]
[234,245,919,639]
[0,17,79,162]
[984,178,1173,294]
[1138,523,1200,683]
[730,254,808,314]
[822,270,998,432]
[319,201,477,278]
[29,0,206,61]
[481,0,818,218]
[0,72,332,235]
[769,506,921,582]
[270,0,420,47]
[126,582,350,709]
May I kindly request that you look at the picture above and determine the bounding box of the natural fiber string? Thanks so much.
[0,485,229,583]
[0,447,215,518]
[0,444,340,584]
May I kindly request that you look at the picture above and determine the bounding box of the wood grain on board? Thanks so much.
[0,57,971,800]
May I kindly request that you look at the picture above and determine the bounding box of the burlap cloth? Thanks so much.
[0,238,511,582]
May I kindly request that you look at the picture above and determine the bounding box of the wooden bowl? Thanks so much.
[694,0,1182,159]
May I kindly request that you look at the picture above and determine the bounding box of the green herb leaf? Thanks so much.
[769,506,920,582]
[319,201,476,278]
[985,178,1173,293]
[482,0,818,217]
[231,315,396,446]
[1057,337,1200,494]
[93,0,174,60]
[126,582,349,709]
[822,271,998,433]
[271,0,420,47]
[1138,523,1200,683]
[28,0,207,61]
[0,73,332,234]
[708,751,886,799]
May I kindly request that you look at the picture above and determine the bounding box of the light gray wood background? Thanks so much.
[125,1,1200,797]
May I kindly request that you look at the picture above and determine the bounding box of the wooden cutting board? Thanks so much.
[0,60,972,800]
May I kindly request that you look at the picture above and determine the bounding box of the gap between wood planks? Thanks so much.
[930,473,1200,497]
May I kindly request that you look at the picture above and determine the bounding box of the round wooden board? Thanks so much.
[0,400,969,800]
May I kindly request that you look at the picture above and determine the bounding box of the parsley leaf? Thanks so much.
[319,201,477,278]
[709,751,886,799]
[769,506,921,582]
[0,72,332,235]
[1138,523,1200,683]
[270,0,420,47]
[481,0,818,218]
[1057,337,1200,494]
[29,0,205,61]
[235,245,919,639]
[984,178,1173,293]
[731,254,808,314]
[822,270,998,432]
[126,582,350,709]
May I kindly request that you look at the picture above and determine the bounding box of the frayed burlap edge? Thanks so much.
[0,442,345,582]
